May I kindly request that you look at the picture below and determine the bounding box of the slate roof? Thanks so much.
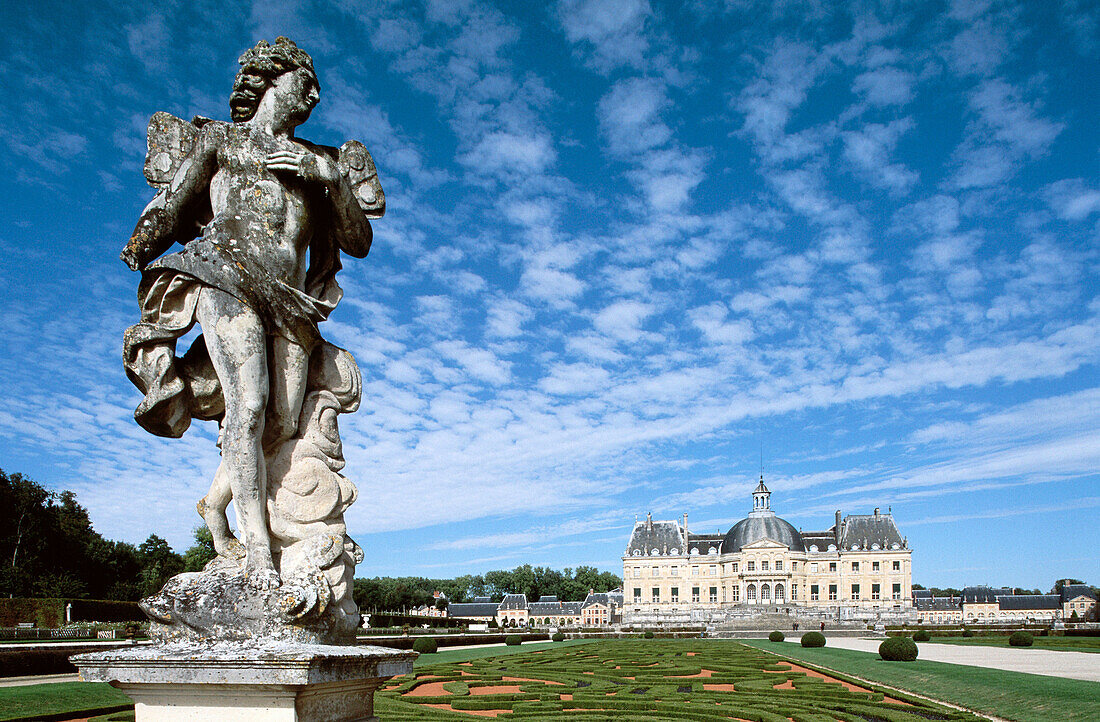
[471,596,492,603]
[912,589,933,599]
[499,593,528,610]
[448,602,500,618]
[1061,585,1097,601]
[537,596,559,603]
[801,532,837,552]
[962,586,1012,604]
[722,515,805,553]
[837,512,905,550]
[626,518,685,556]
[998,595,1060,610]
[530,601,582,616]
[686,534,723,556]
[914,596,960,611]
[582,591,624,609]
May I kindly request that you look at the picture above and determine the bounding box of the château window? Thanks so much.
[811,563,818,573]
[776,560,784,571]
[871,584,880,600]
[872,561,880,572]
[828,584,837,601]
[670,566,679,576]
[651,588,660,603]
[893,561,901,571]
[810,584,819,601]
[746,584,756,601]
[731,586,740,602]
[892,583,901,600]
[747,561,755,571]
[851,584,860,600]
[760,584,770,601]
[633,568,641,578]
[852,562,859,572]
[790,585,797,599]
[691,586,700,603]
[670,587,679,603]
[709,586,718,603]
[633,588,641,600]
[732,562,738,572]
[709,565,717,576]
[692,566,699,576]
[652,567,660,577]
[761,561,769,571]
[829,562,837,572]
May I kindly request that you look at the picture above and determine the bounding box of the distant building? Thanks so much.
[445,591,624,627]
[915,585,1097,624]
[622,478,913,623]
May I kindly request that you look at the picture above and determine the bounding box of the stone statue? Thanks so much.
[119,37,384,645]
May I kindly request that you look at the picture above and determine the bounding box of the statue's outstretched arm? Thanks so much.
[120,126,220,271]
[324,169,373,259]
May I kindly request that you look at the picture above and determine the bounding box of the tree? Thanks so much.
[182,526,218,572]
[138,534,184,597]
[1052,579,1085,595]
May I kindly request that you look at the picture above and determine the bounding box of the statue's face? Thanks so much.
[269,67,320,127]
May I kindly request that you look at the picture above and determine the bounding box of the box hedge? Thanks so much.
[504,634,522,646]
[412,637,438,653]
[913,629,931,642]
[551,632,565,642]
[800,631,826,647]
[1009,631,1034,647]
[768,631,784,642]
[879,636,918,661]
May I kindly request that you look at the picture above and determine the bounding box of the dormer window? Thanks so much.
[827,544,836,551]
[669,548,679,555]
[809,545,818,552]
[632,550,641,556]
[871,544,880,550]
[708,547,717,555]
[651,549,660,556]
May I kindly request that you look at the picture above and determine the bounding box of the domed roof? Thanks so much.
[722,515,805,553]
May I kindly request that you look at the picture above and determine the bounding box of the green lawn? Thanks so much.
[742,639,1100,722]
[927,635,1100,653]
[0,681,131,721]
[377,638,984,720]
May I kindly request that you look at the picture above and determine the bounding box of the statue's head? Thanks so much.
[230,37,318,123]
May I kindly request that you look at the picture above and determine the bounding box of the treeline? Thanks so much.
[354,566,623,613]
[2,469,622,614]
[0,469,215,601]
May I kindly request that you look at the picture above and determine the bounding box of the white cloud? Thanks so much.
[556,0,652,73]
[841,118,918,194]
[1045,178,1100,221]
[593,300,655,342]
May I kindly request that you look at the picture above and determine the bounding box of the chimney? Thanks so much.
[835,510,842,543]
[683,512,688,546]
[874,507,880,516]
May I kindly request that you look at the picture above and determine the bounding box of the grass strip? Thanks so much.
[0,681,131,722]
[410,638,590,667]
[925,636,1100,653]
[742,639,1100,722]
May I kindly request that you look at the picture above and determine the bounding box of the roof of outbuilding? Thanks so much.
[963,586,1012,603]
[800,532,836,551]
[530,601,582,615]
[1060,585,1097,601]
[537,596,559,602]
[837,512,905,550]
[997,595,1061,610]
[626,518,684,556]
[912,589,933,599]
[914,596,960,610]
[448,602,500,617]
[499,593,528,610]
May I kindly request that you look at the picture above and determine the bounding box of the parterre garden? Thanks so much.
[375,639,984,720]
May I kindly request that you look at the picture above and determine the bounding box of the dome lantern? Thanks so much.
[750,475,772,517]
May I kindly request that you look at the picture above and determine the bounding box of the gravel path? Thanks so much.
[821,637,1100,682]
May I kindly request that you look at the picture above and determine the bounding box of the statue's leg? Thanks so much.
[263,336,309,450]
[197,463,244,559]
[195,287,280,590]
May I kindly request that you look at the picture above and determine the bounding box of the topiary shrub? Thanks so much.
[412,637,438,654]
[769,631,785,642]
[962,628,974,637]
[913,629,931,642]
[801,632,826,648]
[879,636,918,661]
[1009,631,1034,647]
[552,632,565,642]
[643,630,655,639]
[505,634,522,646]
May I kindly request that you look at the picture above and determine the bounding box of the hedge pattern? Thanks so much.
[375,639,986,721]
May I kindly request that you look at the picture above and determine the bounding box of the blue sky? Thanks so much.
[0,0,1097,591]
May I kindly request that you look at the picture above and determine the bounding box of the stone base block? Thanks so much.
[72,642,416,722]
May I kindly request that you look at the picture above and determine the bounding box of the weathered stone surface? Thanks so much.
[114,36,384,645]
[73,643,415,722]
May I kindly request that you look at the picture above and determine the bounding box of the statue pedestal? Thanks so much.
[72,643,416,722]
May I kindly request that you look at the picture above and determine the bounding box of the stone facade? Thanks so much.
[914,585,1098,624]
[446,592,624,627]
[622,479,913,623]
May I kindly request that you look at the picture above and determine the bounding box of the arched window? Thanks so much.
[774,583,785,602]
[690,548,699,555]
[708,547,717,555]
[651,548,660,556]
[746,584,756,601]
[827,544,836,551]
[761,584,771,601]
[809,545,818,552]
[632,550,641,556]
[670,548,679,555]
